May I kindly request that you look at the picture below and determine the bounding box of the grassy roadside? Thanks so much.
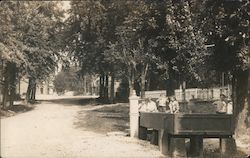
[75,103,129,134]
[0,103,34,118]
[75,102,249,157]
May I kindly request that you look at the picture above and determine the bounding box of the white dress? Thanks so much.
[157,97,167,107]
[227,102,233,114]
[172,101,180,113]
[146,101,158,112]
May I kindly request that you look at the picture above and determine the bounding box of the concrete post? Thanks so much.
[129,90,140,138]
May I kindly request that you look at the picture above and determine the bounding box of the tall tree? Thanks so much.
[105,1,167,98]
[200,0,250,135]
[0,1,64,106]
[64,1,108,100]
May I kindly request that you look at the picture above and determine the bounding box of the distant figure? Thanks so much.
[168,98,174,113]
[166,97,172,113]
[169,97,180,113]
[227,101,233,114]
[213,94,227,114]
[146,97,158,112]
[139,97,158,112]
[157,94,167,112]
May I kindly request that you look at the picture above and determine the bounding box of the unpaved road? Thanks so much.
[1,99,162,158]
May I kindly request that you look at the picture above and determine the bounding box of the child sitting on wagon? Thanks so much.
[139,97,158,112]
[169,97,180,113]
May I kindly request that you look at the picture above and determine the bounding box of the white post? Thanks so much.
[195,88,198,99]
[129,90,140,138]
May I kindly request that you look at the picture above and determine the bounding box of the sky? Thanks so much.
[59,1,71,20]
[61,1,71,10]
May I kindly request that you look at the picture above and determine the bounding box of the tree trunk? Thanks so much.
[104,74,109,102]
[83,75,87,95]
[89,75,93,95]
[26,78,36,103]
[31,83,36,102]
[146,77,150,91]
[2,62,16,109]
[140,64,148,99]
[99,73,105,99]
[26,78,32,103]
[166,65,175,96]
[128,66,135,97]
[181,81,186,101]
[141,74,146,99]
[0,59,4,107]
[2,71,9,109]
[233,69,250,136]
[110,72,115,103]
[9,62,17,107]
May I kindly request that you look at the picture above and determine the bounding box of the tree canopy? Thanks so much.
[1,0,249,134]
[0,1,64,105]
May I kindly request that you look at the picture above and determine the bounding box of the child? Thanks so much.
[169,97,180,113]
[213,94,227,114]
[157,94,167,112]
[146,97,158,112]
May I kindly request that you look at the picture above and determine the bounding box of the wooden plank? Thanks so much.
[139,112,173,130]
[172,114,233,136]
[139,112,233,137]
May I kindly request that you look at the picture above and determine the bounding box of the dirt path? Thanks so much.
[1,100,163,158]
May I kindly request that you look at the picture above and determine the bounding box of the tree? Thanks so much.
[0,1,64,106]
[65,0,130,102]
[165,0,249,134]
[199,0,250,135]
[0,1,26,108]
[53,68,83,94]
[21,2,64,102]
[64,1,108,100]
[105,0,167,98]
[133,1,249,154]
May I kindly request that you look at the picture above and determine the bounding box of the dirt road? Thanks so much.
[1,99,163,158]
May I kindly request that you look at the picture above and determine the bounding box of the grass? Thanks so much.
[75,101,249,157]
[74,103,129,134]
[0,104,34,118]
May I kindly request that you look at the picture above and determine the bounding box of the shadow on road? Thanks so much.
[1,104,34,118]
[38,97,98,106]
[74,103,129,134]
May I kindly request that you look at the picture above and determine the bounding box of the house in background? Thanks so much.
[17,75,55,99]
[37,78,55,95]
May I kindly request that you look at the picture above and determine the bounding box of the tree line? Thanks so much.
[0,1,249,135]
[63,0,249,135]
[0,1,64,106]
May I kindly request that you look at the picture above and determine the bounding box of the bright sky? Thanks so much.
[61,1,71,10]
[59,1,71,21]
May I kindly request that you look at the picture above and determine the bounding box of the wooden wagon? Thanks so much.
[139,112,234,157]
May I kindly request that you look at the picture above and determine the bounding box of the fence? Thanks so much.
[175,86,231,101]
[145,90,166,98]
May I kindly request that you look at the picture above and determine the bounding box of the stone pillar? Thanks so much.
[129,91,140,138]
